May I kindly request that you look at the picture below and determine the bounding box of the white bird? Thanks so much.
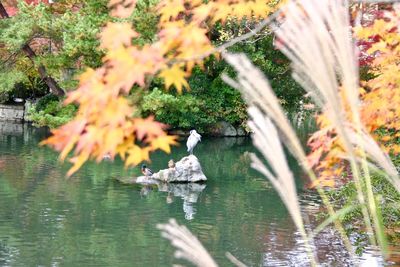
[186,130,201,155]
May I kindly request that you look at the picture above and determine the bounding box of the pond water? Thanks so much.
[0,123,388,266]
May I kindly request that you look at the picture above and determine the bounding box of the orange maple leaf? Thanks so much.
[192,2,214,22]
[67,152,90,177]
[132,116,167,141]
[108,0,137,18]
[100,22,139,50]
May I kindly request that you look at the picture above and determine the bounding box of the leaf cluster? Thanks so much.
[40,0,285,175]
[307,8,400,186]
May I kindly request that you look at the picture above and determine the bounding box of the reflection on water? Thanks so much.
[139,183,206,220]
[158,183,206,220]
[0,123,394,266]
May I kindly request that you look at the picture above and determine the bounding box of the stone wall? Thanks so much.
[0,121,24,135]
[0,104,24,122]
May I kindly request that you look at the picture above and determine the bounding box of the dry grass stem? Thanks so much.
[345,128,400,190]
[222,53,306,166]
[225,252,247,267]
[273,0,360,117]
[222,52,354,257]
[246,107,318,265]
[273,0,400,253]
[272,0,381,245]
[272,0,361,160]
[248,107,304,232]
[222,55,307,232]
[157,219,218,267]
[222,0,398,261]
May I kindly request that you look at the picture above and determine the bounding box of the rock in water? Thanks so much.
[209,121,237,136]
[152,155,207,182]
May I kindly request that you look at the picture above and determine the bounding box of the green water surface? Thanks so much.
[0,123,383,266]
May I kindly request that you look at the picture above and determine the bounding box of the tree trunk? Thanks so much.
[0,1,65,96]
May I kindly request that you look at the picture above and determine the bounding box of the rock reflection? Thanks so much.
[160,183,206,220]
[140,182,206,220]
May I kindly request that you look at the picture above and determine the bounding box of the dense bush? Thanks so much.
[140,34,304,132]
[27,95,77,128]
[1,1,306,130]
[141,88,214,131]
[327,173,400,248]
[34,94,60,111]
[141,66,248,132]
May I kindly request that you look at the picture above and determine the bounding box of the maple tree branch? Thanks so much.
[0,50,20,69]
[171,12,282,65]
[212,0,386,52]
[172,0,391,65]
[214,17,273,53]
[0,1,7,19]
[350,0,395,2]
[0,1,65,96]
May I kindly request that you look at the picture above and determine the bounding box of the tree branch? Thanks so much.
[0,1,65,96]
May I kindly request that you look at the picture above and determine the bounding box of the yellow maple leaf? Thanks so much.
[251,0,272,18]
[158,64,190,93]
[212,4,233,23]
[391,144,400,154]
[158,0,186,22]
[181,24,210,47]
[67,152,90,177]
[192,2,214,22]
[104,128,125,152]
[116,136,135,160]
[125,145,150,166]
[150,135,178,153]
[309,176,335,188]
[231,2,253,19]
[78,68,96,84]
[132,116,166,141]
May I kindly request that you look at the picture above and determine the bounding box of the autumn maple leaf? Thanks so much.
[100,22,139,50]
[125,145,150,166]
[158,64,190,93]
[150,135,179,153]
[108,0,137,18]
[132,116,167,141]
[157,0,185,22]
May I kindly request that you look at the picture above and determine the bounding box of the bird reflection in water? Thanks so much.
[140,182,206,220]
[140,185,153,197]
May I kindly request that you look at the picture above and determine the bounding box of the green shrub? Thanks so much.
[35,94,60,111]
[139,33,305,132]
[327,173,400,246]
[0,92,10,104]
[141,68,249,132]
[141,88,215,131]
[27,95,77,128]
[42,101,59,115]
